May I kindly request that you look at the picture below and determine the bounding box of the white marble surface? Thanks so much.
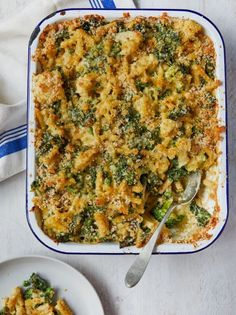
[0,1,236,314]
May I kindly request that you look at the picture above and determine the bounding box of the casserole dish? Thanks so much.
[26,8,228,254]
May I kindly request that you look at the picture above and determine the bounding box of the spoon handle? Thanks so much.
[125,203,177,288]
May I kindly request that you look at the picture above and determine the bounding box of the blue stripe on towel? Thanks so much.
[100,0,116,8]
[0,130,27,146]
[0,124,27,142]
[94,0,102,8]
[0,135,27,158]
[90,0,98,9]
[90,0,98,8]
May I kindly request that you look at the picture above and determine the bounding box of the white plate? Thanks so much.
[26,9,228,254]
[0,255,104,315]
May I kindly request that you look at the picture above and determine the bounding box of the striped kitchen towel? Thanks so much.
[0,0,135,182]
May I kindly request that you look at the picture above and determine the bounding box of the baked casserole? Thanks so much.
[31,13,223,248]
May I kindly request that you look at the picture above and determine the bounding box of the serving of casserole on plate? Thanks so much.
[26,9,228,254]
[0,273,73,315]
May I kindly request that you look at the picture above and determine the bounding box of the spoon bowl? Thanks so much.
[178,171,202,204]
[125,171,201,288]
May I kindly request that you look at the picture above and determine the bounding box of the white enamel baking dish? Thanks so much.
[26,9,228,254]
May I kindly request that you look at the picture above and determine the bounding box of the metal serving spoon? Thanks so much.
[125,171,201,288]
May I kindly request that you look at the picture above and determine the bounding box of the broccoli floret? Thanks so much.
[119,236,135,248]
[87,166,97,189]
[81,21,91,32]
[31,178,41,194]
[88,126,94,135]
[79,217,98,242]
[151,127,161,144]
[104,176,112,186]
[155,22,180,64]
[148,172,162,190]
[24,273,49,291]
[191,125,202,137]
[165,215,185,228]
[158,89,171,100]
[152,197,184,228]
[190,201,211,227]
[135,79,150,92]
[80,17,105,33]
[38,132,53,155]
[51,100,61,116]
[140,172,162,195]
[69,107,96,127]
[73,173,84,189]
[112,156,137,186]
[204,92,216,108]
[167,158,188,181]
[43,287,55,303]
[125,107,141,126]
[110,42,121,57]
[152,198,173,221]
[82,43,106,74]
[38,132,66,156]
[146,172,160,189]
[66,186,79,194]
[179,63,190,75]
[199,76,207,88]
[133,20,153,39]
[204,56,215,79]
[55,29,70,48]
[23,273,55,303]
[121,107,143,133]
[128,126,161,151]
[103,171,112,186]
[24,288,33,300]
[83,205,104,215]
[168,106,188,120]
[56,233,71,242]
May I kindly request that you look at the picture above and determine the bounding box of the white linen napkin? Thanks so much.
[0,0,136,182]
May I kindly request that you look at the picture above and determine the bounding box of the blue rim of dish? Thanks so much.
[26,8,229,255]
